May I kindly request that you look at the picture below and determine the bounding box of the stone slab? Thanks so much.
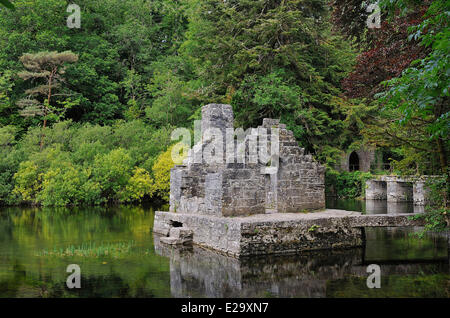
[160,237,184,245]
[169,227,193,240]
[153,209,426,257]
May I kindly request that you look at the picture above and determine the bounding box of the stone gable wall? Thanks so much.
[170,104,325,216]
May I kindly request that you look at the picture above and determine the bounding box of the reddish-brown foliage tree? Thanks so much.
[342,9,429,98]
[331,1,430,99]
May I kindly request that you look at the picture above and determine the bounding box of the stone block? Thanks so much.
[169,227,193,240]
[160,237,184,245]
[387,181,413,202]
[365,180,387,200]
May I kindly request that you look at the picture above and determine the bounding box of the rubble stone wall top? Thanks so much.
[170,104,325,216]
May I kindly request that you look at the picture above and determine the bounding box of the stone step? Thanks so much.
[169,227,193,240]
[160,237,184,245]
[159,227,194,245]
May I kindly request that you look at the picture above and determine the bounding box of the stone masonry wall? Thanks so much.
[239,216,363,256]
[277,125,325,212]
[170,103,325,216]
[153,211,366,257]
[340,147,378,172]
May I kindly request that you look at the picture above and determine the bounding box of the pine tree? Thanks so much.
[17,51,78,149]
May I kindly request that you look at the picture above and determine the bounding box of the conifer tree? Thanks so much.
[17,51,78,149]
[181,0,356,157]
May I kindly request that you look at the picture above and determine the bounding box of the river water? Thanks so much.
[0,201,448,298]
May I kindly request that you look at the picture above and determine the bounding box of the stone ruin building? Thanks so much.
[339,146,380,173]
[169,103,325,216]
[155,104,430,256]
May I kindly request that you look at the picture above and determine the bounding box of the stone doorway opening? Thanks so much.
[264,173,278,214]
[349,152,360,171]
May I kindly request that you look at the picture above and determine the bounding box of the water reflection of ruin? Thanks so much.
[153,234,448,298]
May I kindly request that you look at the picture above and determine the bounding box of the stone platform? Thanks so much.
[153,209,426,257]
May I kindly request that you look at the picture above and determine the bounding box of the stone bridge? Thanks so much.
[366,175,442,205]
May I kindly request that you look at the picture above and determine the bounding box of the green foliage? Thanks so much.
[16,51,79,149]
[0,0,189,126]
[0,70,17,127]
[145,56,202,127]
[374,0,449,174]
[232,70,304,126]
[122,168,155,203]
[38,164,93,206]
[151,145,186,202]
[13,161,41,202]
[92,148,135,202]
[36,241,136,258]
[0,0,446,212]
[411,206,449,238]
[0,125,17,147]
[2,120,172,206]
[181,0,358,156]
[308,225,320,232]
[410,176,449,236]
[326,170,373,199]
[0,0,14,10]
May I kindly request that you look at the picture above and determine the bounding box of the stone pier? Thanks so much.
[366,175,441,205]
[413,181,429,206]
[365,180,387,200]
[154,209,426,257]
[387,179,413,202]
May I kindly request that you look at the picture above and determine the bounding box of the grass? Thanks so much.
[35,240,137,258]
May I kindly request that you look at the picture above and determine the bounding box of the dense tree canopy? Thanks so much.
[0,0,448,210]
[341,8,428,98]
[347,0,449,176]
[179,0,359,162]
[333,0,448,177]
[0,0,191,127]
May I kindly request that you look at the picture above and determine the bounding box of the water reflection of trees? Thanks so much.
[365,227,448,262]
[0,206,172,297]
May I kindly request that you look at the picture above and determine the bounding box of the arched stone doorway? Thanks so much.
[349,151,360,171]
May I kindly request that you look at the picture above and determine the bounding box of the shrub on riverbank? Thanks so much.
[411,176,450,236]
[325,169,373,199]
[1,121,175,206]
